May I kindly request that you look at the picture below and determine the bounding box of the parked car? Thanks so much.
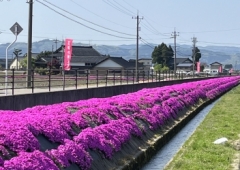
[176,70,187,74]
[210,69,219,76]
[186,71,199,76]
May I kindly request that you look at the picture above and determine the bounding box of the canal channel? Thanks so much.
[141,99,220,170]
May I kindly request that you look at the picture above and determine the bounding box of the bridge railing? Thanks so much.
[0,68,228,96]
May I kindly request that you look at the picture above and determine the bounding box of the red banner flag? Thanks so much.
[64,39,73,70]
[197,62,200,72]
[218,65,222,73]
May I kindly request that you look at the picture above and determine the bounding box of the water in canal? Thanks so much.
[141,99,220,170]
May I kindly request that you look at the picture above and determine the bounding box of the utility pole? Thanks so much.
[27,0,33,88]
[133,12,143,82]
[171,28,179,75]
[51,44,53,68]
[192,37,197,75]
[53,38,59,50]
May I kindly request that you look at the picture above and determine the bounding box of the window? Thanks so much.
[85,63,94,66]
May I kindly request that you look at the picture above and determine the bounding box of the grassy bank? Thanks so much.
[165,85,240,170]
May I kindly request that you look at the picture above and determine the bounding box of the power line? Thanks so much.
[36,0,135,40]
[69,0,134,29]
[43,0,135,37]
[102,0,132,16]
[141,23,159,35]
[140,39,155,49]
[141,31,156,43]
[198,41,240,46]
[176,51,191,56]
[144,19,170,37]
[112,0,135,15]
[122,0,137,10]
[180,28,240,34]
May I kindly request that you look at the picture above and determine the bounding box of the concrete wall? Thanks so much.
[0,78,213,111]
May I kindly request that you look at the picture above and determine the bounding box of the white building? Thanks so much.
[138,58,152,71]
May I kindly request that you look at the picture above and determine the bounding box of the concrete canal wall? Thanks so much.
[89,83,239,170]
[0,78,211,111]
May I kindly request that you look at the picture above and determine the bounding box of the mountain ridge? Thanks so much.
[1,39,240,68]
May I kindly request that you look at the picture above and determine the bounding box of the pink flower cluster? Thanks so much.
[0,77,239,170]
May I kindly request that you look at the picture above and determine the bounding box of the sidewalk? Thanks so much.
[0,81,144,96]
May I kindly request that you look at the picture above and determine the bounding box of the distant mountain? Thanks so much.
[1,39,240,69]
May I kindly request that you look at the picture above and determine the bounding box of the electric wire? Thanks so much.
[112,0,135,15]
[69,0,134,29]
[180,28,240,34]
[102,0,132,16]
[36,0,135,40]
[43,0,135,37]
[140,38,155,49]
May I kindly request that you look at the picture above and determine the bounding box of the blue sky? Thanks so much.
[0,0,240,47]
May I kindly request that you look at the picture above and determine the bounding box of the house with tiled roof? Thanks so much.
[167,57,193,71]
[51,46,144,74]
[94,56,143,71]
[54,46,108,71]
[176,58,193,71]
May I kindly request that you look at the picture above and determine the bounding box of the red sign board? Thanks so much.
[64,39,73,70]
[218,65,222,73]
[197,62,200,72]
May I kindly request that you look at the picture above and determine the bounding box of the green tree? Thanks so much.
[192,47,201,62]
[13,48,22,69]
[20,55,36,69]
[152,43,174,68]
[154,64,169,72]
[152,45,163,65]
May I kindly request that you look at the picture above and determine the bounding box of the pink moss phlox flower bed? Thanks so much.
[0,77,239,170]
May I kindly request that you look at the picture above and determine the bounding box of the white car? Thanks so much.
[176,70,187,74]
[186,71,199,76]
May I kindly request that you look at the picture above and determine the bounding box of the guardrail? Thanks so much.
[0,68,230,96]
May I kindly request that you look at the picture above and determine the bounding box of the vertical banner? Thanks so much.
[64,39,73,70]
[197,62,200,72]
[218,65,222,73]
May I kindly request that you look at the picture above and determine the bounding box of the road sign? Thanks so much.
[10,22,23,36]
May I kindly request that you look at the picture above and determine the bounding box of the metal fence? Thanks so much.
[0,68,228,96]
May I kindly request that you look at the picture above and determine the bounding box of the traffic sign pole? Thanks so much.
[5,22,23,95]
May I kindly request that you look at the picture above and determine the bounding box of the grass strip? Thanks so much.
[165,85,240,170]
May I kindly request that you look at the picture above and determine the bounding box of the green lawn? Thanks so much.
[165,85,240,170]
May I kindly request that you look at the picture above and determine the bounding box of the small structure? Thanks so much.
[138,58,152,71]
[10,56,25,69]
[223,64,233,73]
[175,58,193,72]
[210,62,222,73]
